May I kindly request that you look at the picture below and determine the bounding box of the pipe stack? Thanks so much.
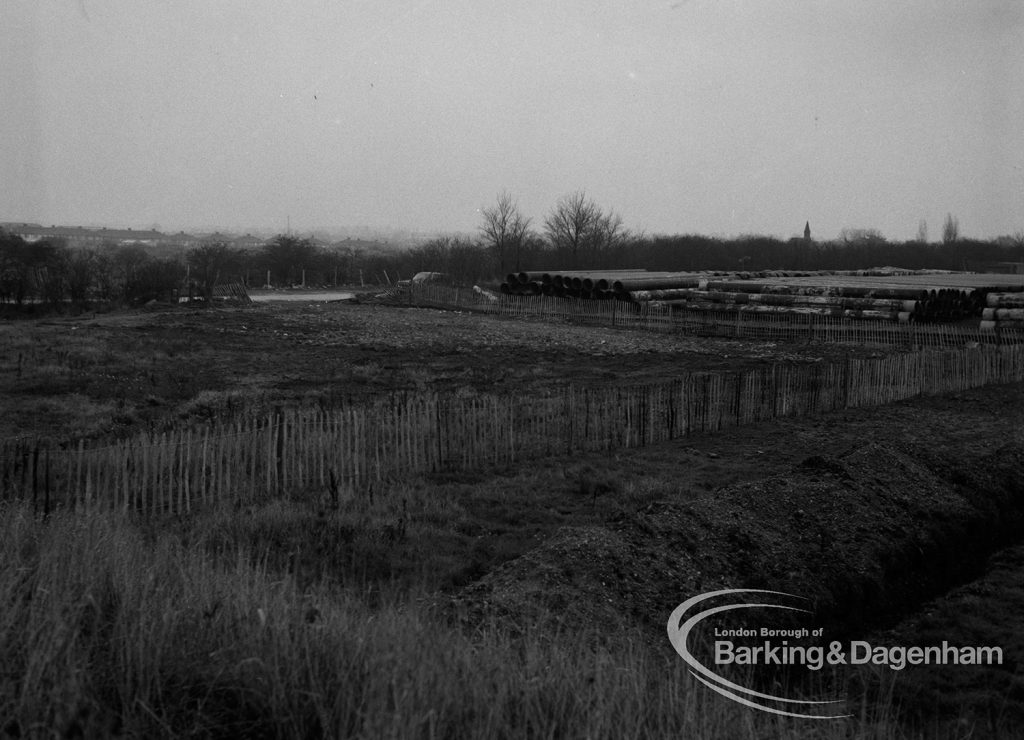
[628,280,987,323]
[496,267,1024,325]
[981,291,1024,330]
[499,270,698,300]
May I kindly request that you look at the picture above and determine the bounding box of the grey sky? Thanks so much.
[2,0,1022,240]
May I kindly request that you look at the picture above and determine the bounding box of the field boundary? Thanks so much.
[3,344,1023,515]
[390,284,1024,349]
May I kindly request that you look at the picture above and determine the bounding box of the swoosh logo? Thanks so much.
[666,588,851,719]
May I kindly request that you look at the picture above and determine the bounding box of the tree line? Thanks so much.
[0,232,366,307]
[0,234,184,307]
[3,194,1023,308]
[400,193,1024,282]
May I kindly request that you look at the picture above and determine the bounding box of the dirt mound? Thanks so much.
[454,440,1024,642]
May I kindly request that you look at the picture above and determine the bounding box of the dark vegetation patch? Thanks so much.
[848,544,1024,738]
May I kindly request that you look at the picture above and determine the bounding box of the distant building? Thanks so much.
[0,222,275,251]
[0,223,163,246]
[804,221,812,242]
[229,234,266,250]
[195,231,233,244]
[160,231,201,249]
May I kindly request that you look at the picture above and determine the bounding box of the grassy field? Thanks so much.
[1,300,1022,738]
[1,503,910,739]
[0,301,879,443]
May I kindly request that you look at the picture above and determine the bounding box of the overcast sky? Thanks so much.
[2,0,1022,240]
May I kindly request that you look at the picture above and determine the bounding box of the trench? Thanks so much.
[456,385,1024,732]
[797,440,1024,640]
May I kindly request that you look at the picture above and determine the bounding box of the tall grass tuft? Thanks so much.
[1,503,907,738]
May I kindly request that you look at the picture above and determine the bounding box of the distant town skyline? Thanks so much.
[1,216,440,242]
[0,220,431,249]
[3,1,1022,242]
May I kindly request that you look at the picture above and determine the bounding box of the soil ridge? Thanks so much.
[453,438,1024,643]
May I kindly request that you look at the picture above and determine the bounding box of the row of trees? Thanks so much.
[0,232,184,307]
[184,237,363,300]
[479,190,630,274]
[389,230,1024,283]
[3,193,1023,307]
[475,193,1019,276]
[0,228,388,306]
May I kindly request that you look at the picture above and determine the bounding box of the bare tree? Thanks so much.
[66,248,98,304]
[479,191,531,275]
[916,219,929,244]
[839,227,886,245]
[111,244,150,301]
[187,242,240,300]
[588,209,627,267]
[543,190,603,268]
[261,235,318,286]
[544,191,633,268]
[942,213,959,243]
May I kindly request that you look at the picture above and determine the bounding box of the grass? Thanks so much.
[151,460,666,598]
[0,502,915,739]
[7,448,1015,738]
[6,424,1020,737]
[0,301,874,444]
[3,304,1021,737]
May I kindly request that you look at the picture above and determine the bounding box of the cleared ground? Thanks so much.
[0,301,883,442]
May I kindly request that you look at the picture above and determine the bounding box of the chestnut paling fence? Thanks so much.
[3,344,1024,515]
[395,285,1024,349]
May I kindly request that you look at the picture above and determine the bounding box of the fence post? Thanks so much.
[44,445,51,516]
[29,441,39,513]
[843,355,852,408]
[567,387,575,454]
[74,438,84,511]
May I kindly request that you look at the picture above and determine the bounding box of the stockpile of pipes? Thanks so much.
[632,281,921,323]
[981,292,1024,330]
[632,281,991,323]
[499,268,1024,324]
[500,270,712,300]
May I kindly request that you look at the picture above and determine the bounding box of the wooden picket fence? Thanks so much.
[3,344,1024,516]
[396,284,1024,349]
